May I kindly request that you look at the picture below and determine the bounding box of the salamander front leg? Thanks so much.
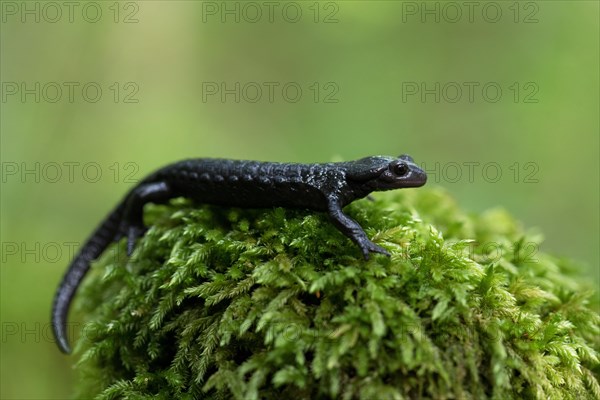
[118,182,173,255]
[327,199,390,259]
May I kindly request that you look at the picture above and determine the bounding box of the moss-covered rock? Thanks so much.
[73,188,600,399]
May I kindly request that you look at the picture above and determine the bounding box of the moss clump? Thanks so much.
[73,188,600,399]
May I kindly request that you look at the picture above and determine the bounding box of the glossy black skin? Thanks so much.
[51,155,426,354]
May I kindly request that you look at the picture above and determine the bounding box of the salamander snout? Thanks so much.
[377,156,428,189]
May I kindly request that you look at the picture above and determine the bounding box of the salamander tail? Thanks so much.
[51,202,125,354]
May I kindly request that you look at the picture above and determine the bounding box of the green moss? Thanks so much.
[73,188,600,399]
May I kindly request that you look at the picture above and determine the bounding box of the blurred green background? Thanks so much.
[1,1,598,398]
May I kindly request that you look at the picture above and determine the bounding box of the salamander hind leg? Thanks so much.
[119,181,173,255]
[327,199,390,259]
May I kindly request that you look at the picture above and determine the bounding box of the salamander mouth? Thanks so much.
[380,176,426,190]
[402,178,427,187]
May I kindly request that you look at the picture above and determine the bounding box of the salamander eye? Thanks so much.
[393,163,410,177]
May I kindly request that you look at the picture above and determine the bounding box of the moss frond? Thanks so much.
[74,188,600,399]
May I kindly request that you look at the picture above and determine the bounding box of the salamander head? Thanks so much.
[345,154,427,191]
